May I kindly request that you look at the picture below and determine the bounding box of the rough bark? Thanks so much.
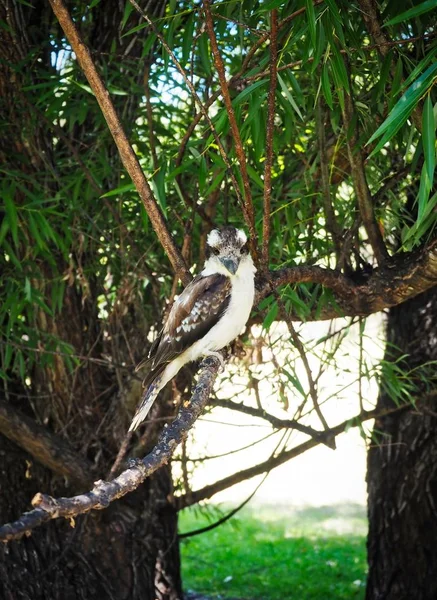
[366,287,437,600]
[0,1,182,598]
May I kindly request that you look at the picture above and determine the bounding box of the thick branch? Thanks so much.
[0,400,93,487]
[0,357,220,542]
[49,0,190,285]
[256,239,437,319]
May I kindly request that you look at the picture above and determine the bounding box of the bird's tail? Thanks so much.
[129,368,165,432]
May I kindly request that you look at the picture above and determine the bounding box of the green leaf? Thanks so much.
[368,62,437,156]
[263,301,278,330]
[4,187,18,246]
[232,79,269,107]
[384,0,437,26]
[101,182,135,197]
[422,94,436,186]
[321,64,333,109]
[278,73,303,120]
[305,0,317,48]
[329,43,349,92]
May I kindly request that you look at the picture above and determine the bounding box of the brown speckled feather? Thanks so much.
[142,273,231,375]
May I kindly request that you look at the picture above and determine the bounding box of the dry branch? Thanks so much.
[0,357,220,542]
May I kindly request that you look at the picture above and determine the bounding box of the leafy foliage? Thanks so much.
[0,0,436,559]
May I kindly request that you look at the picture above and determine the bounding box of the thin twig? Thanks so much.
[341,55,389,265]
[177,402,412,508]
[262,9,278,268]
[213,398,335,447]
[316,97,342,264]
[202,0,257,252]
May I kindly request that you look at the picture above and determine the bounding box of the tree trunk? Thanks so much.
[0,1,183,597]
[366,287,437,599]
[0,435,182,600]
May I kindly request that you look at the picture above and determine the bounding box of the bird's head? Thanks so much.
[205,226,254,276]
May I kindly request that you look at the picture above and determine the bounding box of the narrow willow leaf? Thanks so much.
[278,73,303,120]
[0,218,9,246]
[305,0,317,49]
[182,14,195,64]
[263,302,278,330]
[384,0,437,26]
[368,62,437,156]
[203,171,225,197]
[330,44,349,91]
[4,188,18,246]
[321,64,333,109]
[199,33,211,76]
[325,0,343,24]
[101,182,135,197]
[282,368,306,397]
[422,95,436,185]
[232,79,269,107]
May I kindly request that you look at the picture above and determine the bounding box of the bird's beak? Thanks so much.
[220,257,239,275]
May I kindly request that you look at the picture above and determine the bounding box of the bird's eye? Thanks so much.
[240,242,249,255]
[212,247,220,256]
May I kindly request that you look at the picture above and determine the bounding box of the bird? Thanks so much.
[129,226,256,431]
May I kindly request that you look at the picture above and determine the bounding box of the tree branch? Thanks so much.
[255,239,437,319]
[316,98,343,263]
[49,0,191,285]
[177,404,409,508]
[212,398,335,447]
[202,0,257,251]
[341,59,389,265]
[0,400,93,488]
[0,357,221,542]
[261,9,278,268]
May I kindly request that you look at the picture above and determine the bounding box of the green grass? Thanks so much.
[180,503,367,600]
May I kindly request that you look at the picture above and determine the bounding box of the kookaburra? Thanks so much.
[129,226,256,431]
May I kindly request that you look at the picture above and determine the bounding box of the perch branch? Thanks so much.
[0,357,221,542]
[49,0,190,285]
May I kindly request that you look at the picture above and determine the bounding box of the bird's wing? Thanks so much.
[149,273,231,369]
